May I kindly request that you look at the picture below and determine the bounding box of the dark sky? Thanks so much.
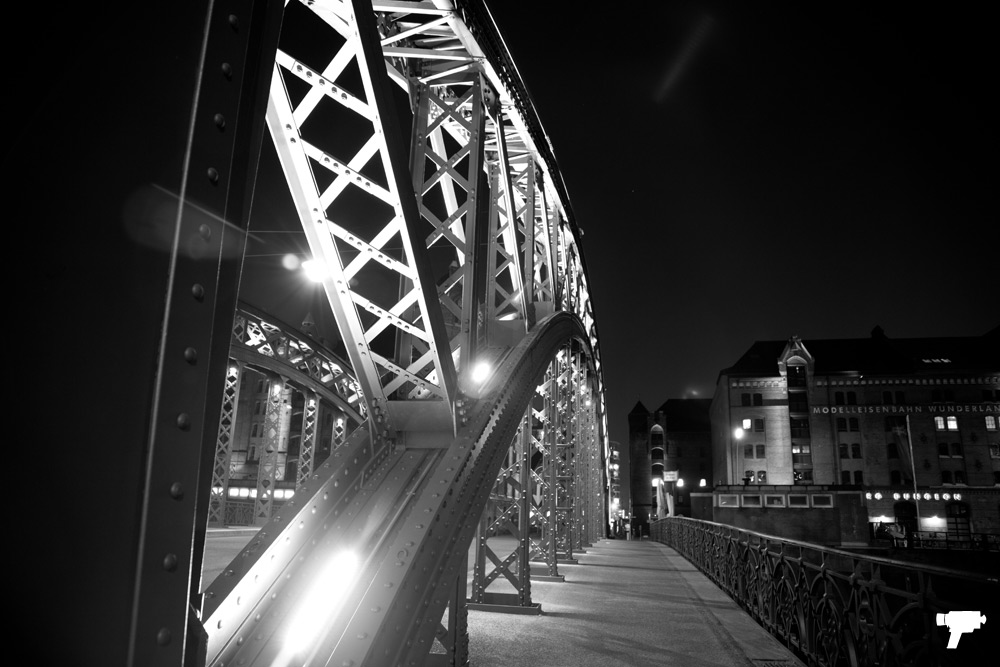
[482,1,998,447]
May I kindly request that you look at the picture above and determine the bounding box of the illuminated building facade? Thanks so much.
[709,325,1000,539]
[629,399,712,534]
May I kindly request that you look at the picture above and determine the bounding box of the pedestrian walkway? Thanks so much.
[203,532,805,666]
[466,538,806,667]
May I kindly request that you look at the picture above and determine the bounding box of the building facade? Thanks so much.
[629,399,712,534]
[709,325,1000,538]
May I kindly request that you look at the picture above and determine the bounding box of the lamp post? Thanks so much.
[733,426,745,485]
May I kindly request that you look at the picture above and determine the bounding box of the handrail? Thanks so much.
[652,516,999,666]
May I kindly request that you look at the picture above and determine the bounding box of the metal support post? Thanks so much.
[209,361,243,526]
[531,361,564,581]
[467,414,540,613]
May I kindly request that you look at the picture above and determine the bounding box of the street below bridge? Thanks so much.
[203,532,804,667]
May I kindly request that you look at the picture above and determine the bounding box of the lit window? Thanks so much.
[742,418,752,430]
[946,416,958,431]
[986,416,997,430]
[757,470,767,483]
[934,416,945,431]
[792,443,812,465]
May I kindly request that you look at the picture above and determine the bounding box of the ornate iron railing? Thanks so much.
[651,517,998,667]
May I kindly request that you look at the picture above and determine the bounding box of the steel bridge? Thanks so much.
[17,2,607,666]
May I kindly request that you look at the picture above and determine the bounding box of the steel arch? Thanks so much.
[203,312,599,666]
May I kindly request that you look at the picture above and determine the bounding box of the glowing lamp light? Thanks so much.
[282,551,359,655]
[699,479,707,487]
[733,427,745,440]
[676,478,685,488]
[301,259,328,282]
[652,478,661,488]
[471,361,491,384]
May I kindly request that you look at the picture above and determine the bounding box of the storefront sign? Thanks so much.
[813,403,998,415]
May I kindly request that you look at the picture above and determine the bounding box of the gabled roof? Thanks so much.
[720,325,999,379]
[629,400,649,415]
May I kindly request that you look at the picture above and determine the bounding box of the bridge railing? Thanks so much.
[650,517,998,667]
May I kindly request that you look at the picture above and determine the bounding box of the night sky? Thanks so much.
[481,1,998,448]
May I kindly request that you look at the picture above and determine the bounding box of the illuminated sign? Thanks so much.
[869,491,961,502]
[813,403,998,415]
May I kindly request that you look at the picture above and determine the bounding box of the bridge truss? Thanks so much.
[172,1,608,666]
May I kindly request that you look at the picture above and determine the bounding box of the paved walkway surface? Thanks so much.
[204,531,806,667]
[464,538,806,667]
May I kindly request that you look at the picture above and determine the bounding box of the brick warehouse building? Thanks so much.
[708,325,1000,543]
[629,398,712,535]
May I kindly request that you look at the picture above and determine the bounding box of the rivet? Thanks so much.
[191,284,205,301]
[156,628,171,646]
[169,482,184,499]
[176,413,191,430]
[214,113,226,129]
[162,553,178,571]
[198,223,212,240]
[183,347,198,364]
[207,167,220,184]
[221,62,233,79]
[228,14,238,29]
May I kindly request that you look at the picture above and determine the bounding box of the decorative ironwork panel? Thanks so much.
[651,517,999,667]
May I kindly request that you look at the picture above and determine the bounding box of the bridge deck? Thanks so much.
[204,531,805,667]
